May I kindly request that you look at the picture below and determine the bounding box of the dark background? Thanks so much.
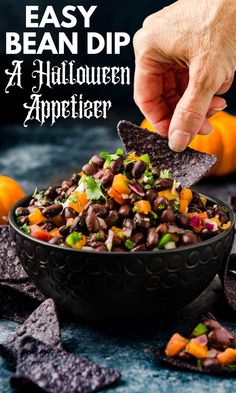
[1,0,235,125]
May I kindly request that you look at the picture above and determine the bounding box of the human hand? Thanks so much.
[133,0,236,152]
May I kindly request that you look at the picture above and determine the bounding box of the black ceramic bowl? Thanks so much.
[9,194,235,321]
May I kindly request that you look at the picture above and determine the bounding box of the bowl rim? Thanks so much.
[9,192,235,255]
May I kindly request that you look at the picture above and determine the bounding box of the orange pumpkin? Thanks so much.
[0,176,25,224]
[141,111,236,176]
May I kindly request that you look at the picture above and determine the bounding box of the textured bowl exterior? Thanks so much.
[9,195,235,320]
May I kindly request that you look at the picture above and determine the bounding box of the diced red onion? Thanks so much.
[129,183,145,197]
[93,170,104,179]
[193,334,208,346]
[207,349,218,358]
[189,215,200,228]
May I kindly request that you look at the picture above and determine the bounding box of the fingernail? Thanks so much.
[169,130,191,152]
[208,104,227,118]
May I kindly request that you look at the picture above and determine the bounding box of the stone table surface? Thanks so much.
[0,120,236,393]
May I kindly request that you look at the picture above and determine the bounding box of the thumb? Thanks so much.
[168,73,214,152]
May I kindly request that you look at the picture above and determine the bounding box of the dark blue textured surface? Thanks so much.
[0,120,236,393]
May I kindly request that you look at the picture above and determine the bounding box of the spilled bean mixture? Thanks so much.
[15,150,231,251]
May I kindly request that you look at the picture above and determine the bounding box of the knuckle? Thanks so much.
[142,13,156,27]
[177,106,203,123]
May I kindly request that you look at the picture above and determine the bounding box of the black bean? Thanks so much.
[200,228,217,239]
[206,208,215,218]
[208,328,232,349]
[44,187,57,200]
[153,197,168,212]
[41,222,55,232]
[119,204,132,217]
[107,198,119,210]
[196,197,205,210]
[86,212,100,233]
[110,157,123,174]
[42,203,63,218]
[132,160,146,178]
[146,189,158,204]
[15,207,29,217]
[100,172,114,187]
[89,204,107,217]
[202,358,220,371]
[131,244,147,252]
[156,223,168,234]
[49,237,63,245]
[82,163,97,176]
[176,213,189,228]
[134,213,152,229]
[59,225,71,237]
[90,154,105,167]
[105,210,119,228]
[87,241,104,248]
[188,204,201,213]
[154,178,173,191]
[70,173,81,184]
[203,319,222,330]
[17,216,29,226]
[61,180,73,191]
[123,161,134,174]
[146,228,158,248]
[63,207,77,220]
[151,167,160,178]
[160,209,175,224]
[180,232,201,246]
[97,218,108,231]
[218,211,229,224]
[130,232,145,245]
[95,244,107,252]
[112,246,127,252]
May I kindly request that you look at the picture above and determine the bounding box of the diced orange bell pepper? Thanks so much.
[134,200,151,215]
[112,174,131,195]
[49,228,61,238]
[217,348,236,366]
[158,190,179,201]
[217,348,236,365]
[126,152,141,162]
[222,221,232,230]
[198,212,208,219]
[179,199,188,214]
[111,226,124,239]
[69,191,88,213]
[74,235,87,249]
[28,208,46,225]
[108,187,126,205]
[180,189,193,205]
[186,341,208,359]
[211,216,222,227]
[165,333,188,357]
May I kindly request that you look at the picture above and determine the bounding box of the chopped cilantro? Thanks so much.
[142,169,155,186]
[32,187,38,197]
[85,176,106,201]
[68,193,77,204]
[220,206,228,214]
[160,169,172,179]
[100,148,124,168]
[124,239,135,250]
[20,224,30,234]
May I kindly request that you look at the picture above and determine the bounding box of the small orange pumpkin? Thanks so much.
[141,111,236,176]
[0,176,25,224]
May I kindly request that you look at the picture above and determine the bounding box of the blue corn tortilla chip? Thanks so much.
[224,254,236,312]
[0,225,28,282]
[11,336,121,393]
[117,121,217,188]
[0,299,61,367]
[0,280,45,303]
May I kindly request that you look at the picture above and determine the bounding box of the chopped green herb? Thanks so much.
[68,193,77,204]
[227,364,236,369]
[220,206,228,214]
[132,206,138,213]
[115,148,124,156]
[157,203,165,210]
[66,232,83,246]
[191,323,208,337]
[32,187,38,197]
[20,224,30,235]
[197,359,203,369]
[157,233,172,249]
[160,169,172,179]
[85,176,106,201]
[124,239,135,250]
[140,153,150,165]
[150,211,158,219]
[142,169,155,186]
[173,200,180,212]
